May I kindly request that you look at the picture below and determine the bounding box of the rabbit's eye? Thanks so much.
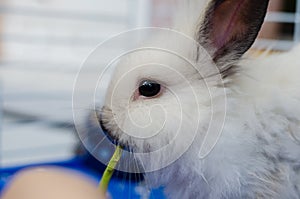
[138,80,161,97]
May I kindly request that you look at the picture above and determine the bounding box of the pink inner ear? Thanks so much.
[212,0,248,49]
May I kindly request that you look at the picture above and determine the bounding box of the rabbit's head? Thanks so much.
[98,0,269,171]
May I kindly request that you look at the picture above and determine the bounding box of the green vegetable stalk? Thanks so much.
[99,145,123,192]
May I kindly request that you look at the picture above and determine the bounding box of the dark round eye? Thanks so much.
[138,80,161,97]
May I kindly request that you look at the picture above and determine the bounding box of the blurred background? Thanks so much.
[0,0,149,167]
[0,0,299,171]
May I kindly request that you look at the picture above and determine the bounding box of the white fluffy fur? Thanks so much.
[100,1,300,198]
[146,46,300,199]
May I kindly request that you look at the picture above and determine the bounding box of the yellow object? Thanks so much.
[99,145,123,192]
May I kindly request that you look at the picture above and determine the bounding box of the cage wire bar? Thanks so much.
[295,0,300,42]
[0,82,2,166]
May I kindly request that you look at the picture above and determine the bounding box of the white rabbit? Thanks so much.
[97,0,300,198]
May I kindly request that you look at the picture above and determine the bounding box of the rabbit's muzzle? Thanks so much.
[99,116,118,144]
[98,109,132,151]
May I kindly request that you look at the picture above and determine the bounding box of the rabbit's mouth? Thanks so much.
[98,106,153,153]
[99,118,118,144]
[99,113,132,151]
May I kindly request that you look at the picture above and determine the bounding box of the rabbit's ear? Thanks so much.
[198,0,269,63]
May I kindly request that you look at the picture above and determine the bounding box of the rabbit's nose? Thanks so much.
[99,116,119,145]
[99,116,109,137]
